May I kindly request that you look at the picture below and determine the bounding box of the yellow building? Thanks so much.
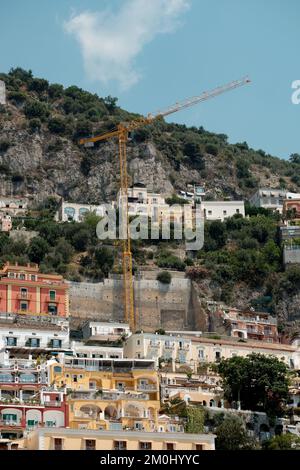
[49,358,160,432]
[21,427,216,450]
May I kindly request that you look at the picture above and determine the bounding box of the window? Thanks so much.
[20,287,27,298]
[85,439,96,451]
[54,438,63,450]
[215,351,221,362]
[49,290,56,301]
[195,444,203,451]
[137,340,140,346]
[3,413,17,423]
[28,338,40,347]
[20,302,28,312]
[89,381,96,390]
[31,275,36,281]
[236,209,240,214]
[72,375,78,382]
[140,442,152,450]
[51,339,62,348]
[19,273,25,280]
[198,349,204,360]
[117,382,125,391]
[6,337,17,346]
[166,443,175,450]
[48,304,58,315]
[114,441,127,450]
[208,210,212,215]
[223,210,227,215]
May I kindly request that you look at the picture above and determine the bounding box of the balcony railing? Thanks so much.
[137,384,158,391]
[43,401,62,407]
[149,343,160,348]
[46,296,59,303]
[17,293,32,300]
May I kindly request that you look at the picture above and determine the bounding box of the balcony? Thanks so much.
[46,296,59,303]
[44,401,62,407]
[137,384,158,391]
[17,293,32,300]
[0,420,23,429]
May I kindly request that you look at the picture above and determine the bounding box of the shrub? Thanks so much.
[74,119,92,139]
[29,118,41,132]
[157,254,186,271]
[186,266,209,280]
[48,83,64,99]
[205,143,218,156]
[8,91,27,105]
[157,271,172,284]
[48,116,66,135]
[28,78,49,93]
[24,100,49,120]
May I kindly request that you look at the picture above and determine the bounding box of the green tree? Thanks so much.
[24,100,49,120]
[104,95,118,111]
[218,353,289,416]
[289,153,300,165]
[208,220,227,248]
[262,434,300,450]
[48,116,66,135]
[185,407,205,433]
[216,414,256,450]
[27,237,50,263]
[72,228,91,251]
[28,78,49,93]
[156,271,172,284]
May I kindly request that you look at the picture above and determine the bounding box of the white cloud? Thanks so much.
[64,0,190,90]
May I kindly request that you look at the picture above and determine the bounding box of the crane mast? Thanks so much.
[79,76,251,332]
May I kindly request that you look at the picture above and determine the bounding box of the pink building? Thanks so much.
[0,214,12,232]
[0,263,69,317]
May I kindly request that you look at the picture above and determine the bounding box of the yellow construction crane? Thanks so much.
[79,76,251,332]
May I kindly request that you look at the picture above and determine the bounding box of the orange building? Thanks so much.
[283,199,300,220]
[0,263,69,317]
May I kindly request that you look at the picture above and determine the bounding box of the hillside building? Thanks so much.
[21,427,216,450]
[200,200,245,221]
[0,262,69,317]
[0,314,70,356]
[55,200,112,223]
[49,357,161,432]
[249,188,300,212]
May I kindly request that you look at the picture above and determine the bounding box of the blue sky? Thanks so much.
[1,0,299,159]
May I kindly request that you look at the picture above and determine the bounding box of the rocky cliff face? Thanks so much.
[0,68,299,206]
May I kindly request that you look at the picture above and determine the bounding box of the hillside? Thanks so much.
[1,68,300,336]
[0,67,300,205]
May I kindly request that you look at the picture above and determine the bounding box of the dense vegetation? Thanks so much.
[218,354,290,417]
[1,67,300,199]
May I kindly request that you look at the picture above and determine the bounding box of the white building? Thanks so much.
[0,198,28,216]
[124,333,193,366]
[70,341,123,359]
[201,201,245,222]
[249,189,300,213]
[55,201,112,223]
[82,321,131,343]
[0,80,6,105]
[118,184,166,222]
[124,332,300,370]
[0,314,70,354]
